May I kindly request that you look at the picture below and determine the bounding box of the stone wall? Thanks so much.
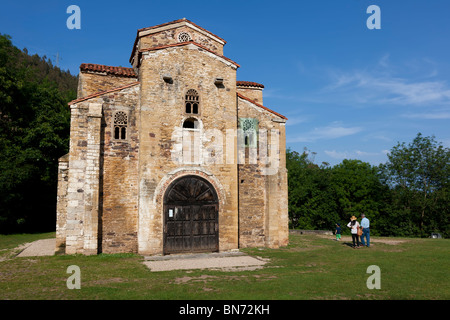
[138,24,224,57]
[78,72,137,98]
[237,95,289,248]
[100,85,140,253]
[236,87,263,104]
[64,101,91,254]
[63,84,139,255]
[137,44,239,255]
[55,154,69,254]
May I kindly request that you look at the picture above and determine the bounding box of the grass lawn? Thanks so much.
[0,232,448,300]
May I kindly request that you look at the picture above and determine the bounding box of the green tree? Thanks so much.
[0,34,75,233]
[331,159,388,235]
[287,148,337,230]
[380,133,450,237]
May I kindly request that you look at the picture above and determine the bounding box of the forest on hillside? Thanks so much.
[0,34,77,233]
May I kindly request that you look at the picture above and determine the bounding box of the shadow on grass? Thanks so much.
[341,241,364,249]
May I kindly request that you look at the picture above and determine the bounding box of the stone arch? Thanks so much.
[154,168,225,207]
[146,168,227,255]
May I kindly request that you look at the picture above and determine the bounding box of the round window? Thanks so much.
[178,32,192,42]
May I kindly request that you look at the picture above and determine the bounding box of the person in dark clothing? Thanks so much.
[335,223,342,241]
[347,216,360,248]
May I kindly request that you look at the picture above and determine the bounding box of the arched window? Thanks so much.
[113,111,128,140]
[183,117,199,129]
[185,89,199,114]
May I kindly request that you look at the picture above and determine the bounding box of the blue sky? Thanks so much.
[1,0,449,166]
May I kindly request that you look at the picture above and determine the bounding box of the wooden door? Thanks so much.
[163,176,219,254]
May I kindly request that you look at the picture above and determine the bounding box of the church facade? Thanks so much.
[56,18,289,255]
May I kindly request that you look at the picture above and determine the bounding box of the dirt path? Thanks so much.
[317,234,409,245]
[16,239,56,257]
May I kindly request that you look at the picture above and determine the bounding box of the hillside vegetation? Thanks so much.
[0,34,77,233]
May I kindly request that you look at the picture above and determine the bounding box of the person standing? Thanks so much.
[335,223,342,241]
[360,214,370,247]
[347,216,360,248]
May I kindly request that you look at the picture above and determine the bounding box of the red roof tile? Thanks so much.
[68,82,140,106]
[80,63,137,78]
[138,41,240,68]
[237,81,265,89]
[237,93,287,120]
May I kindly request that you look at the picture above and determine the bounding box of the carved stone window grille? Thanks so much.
[185,89,200,114]
[113,111,128,140]
[239,118,259,148]
[178,32,192,42]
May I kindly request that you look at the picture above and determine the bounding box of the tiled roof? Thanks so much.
[68,82,140,105]
[237,93,287,120]
[138,41,240,68]
[80,63,137,78]
[236,81,265,89]
[130,18,226,63]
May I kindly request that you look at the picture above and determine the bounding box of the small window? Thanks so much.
[113,111,128,140]
[183,118,199,129]
[239,118,258,148]
[185,89,200,115]
[178,32,192,42]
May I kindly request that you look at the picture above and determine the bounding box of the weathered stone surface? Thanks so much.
[55,154,69,254]
[78,72,137,98]
[56,19,289,255]
[236,86,263,104]
[237,96,289,248]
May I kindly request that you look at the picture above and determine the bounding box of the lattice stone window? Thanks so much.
[178,32,192,42]
[113,111,128,140]
[239,118,259,148]
[185,89,200,114]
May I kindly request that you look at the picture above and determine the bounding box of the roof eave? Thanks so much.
[68,82,140,106]
[137,41,240,69]
[129,18,226,64]
[237,93,287,120]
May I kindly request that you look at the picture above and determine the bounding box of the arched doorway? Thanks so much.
[163,175,219,254]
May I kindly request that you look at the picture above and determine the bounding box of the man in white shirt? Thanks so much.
[360,214,370,247]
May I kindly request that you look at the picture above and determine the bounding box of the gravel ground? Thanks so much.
[16,239,56,257]
[143,252,268,272]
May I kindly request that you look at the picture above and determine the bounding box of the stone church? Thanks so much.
[56,18,289,255]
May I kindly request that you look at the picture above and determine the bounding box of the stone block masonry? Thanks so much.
[56,18,289,255]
